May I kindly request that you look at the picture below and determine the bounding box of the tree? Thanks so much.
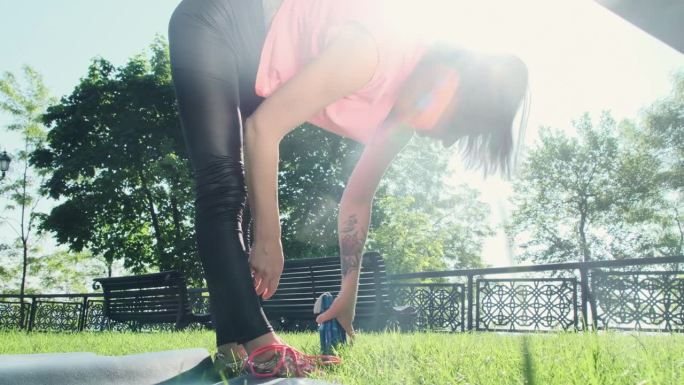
[32,36,203,283]
[31,35,491,287]
[637,71,684,255]
[508,112,665,264]
[29,250,108,294]
[0,64,55,326]
[278,124,364,258]
[278,126,491,273]
[368,135,491,274]
[0,242,25,293]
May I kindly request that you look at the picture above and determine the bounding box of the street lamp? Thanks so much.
[0,151,11,180]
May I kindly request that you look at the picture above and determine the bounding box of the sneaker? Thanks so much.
[245,343,341,378]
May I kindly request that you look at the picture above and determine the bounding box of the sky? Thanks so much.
[1,0,683,269]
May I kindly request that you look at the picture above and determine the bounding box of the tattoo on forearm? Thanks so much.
[340,214,365,277]
[341,214,357,233]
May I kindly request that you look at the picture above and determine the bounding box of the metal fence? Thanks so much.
[0,289,211,332]
[387,255,683,332]
[1,256,682,333]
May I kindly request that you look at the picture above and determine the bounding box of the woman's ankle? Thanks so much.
[243,332,283,362]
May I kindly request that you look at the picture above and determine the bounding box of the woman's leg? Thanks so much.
[167,0,276,353]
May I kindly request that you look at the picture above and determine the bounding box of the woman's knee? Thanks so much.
[194,154,247,221]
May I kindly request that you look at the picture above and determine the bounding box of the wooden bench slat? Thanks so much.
[276,278,380,289]
[268,287,384,300]
[280,269,386,275]
[108,301,185,311]
[263,294,389,307]
[108,295,183,303]
[278,271,383,281]
[104,288,181,298]
[99,275,183,283]
[265,304,388,317]
[110,313,180,321]
[271,284,386,296]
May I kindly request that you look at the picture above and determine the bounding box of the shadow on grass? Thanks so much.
[522,335,535,385]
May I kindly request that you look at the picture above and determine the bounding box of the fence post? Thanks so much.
[373,259,383,331]
[78,296,88,331]
[587,270,598,331]
[28,299,37,332]
[18,301,25,330]
[579,266,589,330]
[467,274,474,331]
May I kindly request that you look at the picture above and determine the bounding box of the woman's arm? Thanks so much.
[338,124,414,278]
[315,120,413,338]
[245,23,378,300]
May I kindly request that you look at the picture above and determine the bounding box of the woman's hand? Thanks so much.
[315,273,358,343]
[248,238,284,300]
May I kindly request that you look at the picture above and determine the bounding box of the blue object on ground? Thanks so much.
[314,292,347,356]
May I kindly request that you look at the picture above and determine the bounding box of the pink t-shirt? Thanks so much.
[255,0,426,145]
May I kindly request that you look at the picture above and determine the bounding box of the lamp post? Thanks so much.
[0,151,10,180]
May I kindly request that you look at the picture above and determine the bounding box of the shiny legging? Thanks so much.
[167,0,274,346]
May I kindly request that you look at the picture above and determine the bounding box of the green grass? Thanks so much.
[2,330,683,385]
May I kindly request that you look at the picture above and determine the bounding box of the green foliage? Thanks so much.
[278,124,491,274]
[368,136,491,274]
[0,64,56,300]
[28,250,108,294]
[278,124,363,258]
[0,237,42,294]
[279,126,491,273]
[509,110,671,263]
[641,72,684,190]
[0,242,22,293]
[32,36,203,284]
[29,35,491,288]
[637,71,684,255]
[369,195,449,274]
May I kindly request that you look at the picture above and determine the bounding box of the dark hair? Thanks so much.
[429,47,530,178]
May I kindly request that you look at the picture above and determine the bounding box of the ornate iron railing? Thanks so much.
[387,255,684,332]
[389,283,465,332]
[0,289,211,332]
[1,256,682,333]
[592,271,684,331]
[475,278,577,331]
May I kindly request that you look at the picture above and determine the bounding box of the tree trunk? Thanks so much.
[18,142,29,330]
[169,191,186,271]
[170,192,183,250]
[19,239,28,329]
[138,169,170,271]
[578,199,591,263]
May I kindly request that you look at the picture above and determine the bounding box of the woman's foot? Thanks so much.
[245,344,317,378]
[242,333,342,378]
[243,332,285,363]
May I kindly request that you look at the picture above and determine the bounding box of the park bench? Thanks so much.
[261,251,416,332]
[93,252,415,332]
[93,271,212,331]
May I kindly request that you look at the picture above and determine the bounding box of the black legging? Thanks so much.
[167,0,274,346]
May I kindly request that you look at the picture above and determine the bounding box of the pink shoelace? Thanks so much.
[245,343,341,378]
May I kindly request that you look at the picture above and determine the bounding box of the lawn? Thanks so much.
[2,330,683,385]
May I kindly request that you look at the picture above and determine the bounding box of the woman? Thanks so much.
[168,0,529,378]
